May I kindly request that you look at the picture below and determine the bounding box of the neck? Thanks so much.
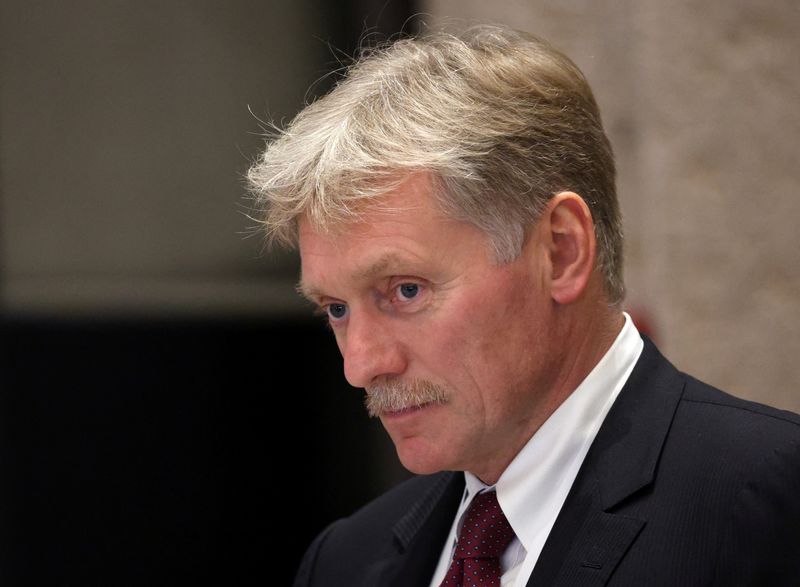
[472,299,624,485]
[548,298,625,408]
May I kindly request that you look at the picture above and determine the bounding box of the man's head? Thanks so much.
[248,25,625,482]
[249,25,623,304]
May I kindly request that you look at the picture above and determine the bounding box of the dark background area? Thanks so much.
[1,1,417,584]
[1,317,405,585]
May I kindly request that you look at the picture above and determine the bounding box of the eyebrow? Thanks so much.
[295,280,318,303]
[355,253,405,281]
[296,252,410,303]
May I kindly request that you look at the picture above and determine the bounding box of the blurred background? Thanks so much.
[1,0,798,584]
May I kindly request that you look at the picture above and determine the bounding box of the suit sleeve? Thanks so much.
[293,520,341,587]
[712,435,800,586]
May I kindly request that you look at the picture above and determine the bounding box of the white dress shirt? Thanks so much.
[429,313,643,587]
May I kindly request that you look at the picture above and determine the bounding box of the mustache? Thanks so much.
[364,379,448,417]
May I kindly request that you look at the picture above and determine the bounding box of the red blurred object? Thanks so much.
[625,305,658,344]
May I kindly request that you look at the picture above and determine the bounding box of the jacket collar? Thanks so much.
[530,336,686,585]
[592,336,685,509]
[362,472,464,587]
[392,472,464,550]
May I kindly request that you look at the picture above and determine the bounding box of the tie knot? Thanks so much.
[453,491,515,560]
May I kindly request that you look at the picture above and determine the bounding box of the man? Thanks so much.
[248,25,800,586]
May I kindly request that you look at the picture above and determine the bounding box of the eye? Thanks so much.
[327,303,348,320]
[396,283,420,301]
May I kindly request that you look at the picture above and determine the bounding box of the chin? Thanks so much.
[393,442,453,476]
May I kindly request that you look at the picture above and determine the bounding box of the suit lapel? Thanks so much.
[529,337,686,586]
[363,472,464,587]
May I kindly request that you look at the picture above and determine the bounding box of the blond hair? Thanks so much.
[248,25,624,304]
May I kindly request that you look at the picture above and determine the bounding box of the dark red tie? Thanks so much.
[439,491,515,587]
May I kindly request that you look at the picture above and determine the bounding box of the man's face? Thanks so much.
[298,174,563,481]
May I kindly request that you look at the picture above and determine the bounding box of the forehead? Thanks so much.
[299,173,446,256]
[296,175,490,297]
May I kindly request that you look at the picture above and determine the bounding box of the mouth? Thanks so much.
[381,401,438,419]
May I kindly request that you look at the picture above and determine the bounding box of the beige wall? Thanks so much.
[422,1,800,411]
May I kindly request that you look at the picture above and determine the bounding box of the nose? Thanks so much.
[340,311,407,388]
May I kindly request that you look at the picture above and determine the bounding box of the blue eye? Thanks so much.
[397,283,419,300]
[327,303,348,319]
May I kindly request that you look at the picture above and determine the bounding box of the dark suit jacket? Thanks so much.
[294,338,800,586]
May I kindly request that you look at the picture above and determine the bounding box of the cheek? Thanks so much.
[426,271,536,386]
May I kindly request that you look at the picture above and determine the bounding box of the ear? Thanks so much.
[542,192,596,305]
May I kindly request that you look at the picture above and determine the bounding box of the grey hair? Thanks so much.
[247,24,624,304]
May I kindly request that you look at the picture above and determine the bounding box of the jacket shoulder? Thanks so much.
[678,372,800,443]
[574,344,800,585]
[670,376,800,582]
